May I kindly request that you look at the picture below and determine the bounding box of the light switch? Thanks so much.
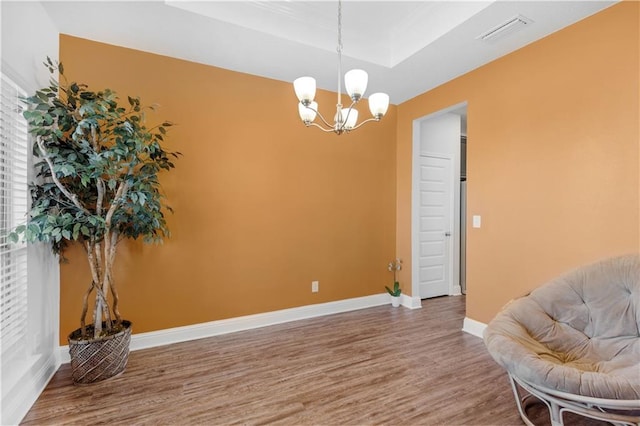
[472,215,481,228]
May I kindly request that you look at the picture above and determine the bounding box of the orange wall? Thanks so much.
[396,2,639,323]
[59,2,639,341]
[59,35,397,343]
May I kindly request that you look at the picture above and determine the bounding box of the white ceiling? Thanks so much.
[40,0,616,104]
[166,1,495,68]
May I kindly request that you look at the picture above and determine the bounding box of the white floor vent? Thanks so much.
[476,15,533,42]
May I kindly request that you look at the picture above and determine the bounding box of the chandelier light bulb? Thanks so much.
[344,69,368,102]
[368,93,390,119]
[344,108,358,130]
[298,101,318,123]
[294,76,316,106]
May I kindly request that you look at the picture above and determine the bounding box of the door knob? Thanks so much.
[445,232,451,236]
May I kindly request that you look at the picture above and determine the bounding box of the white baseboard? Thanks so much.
[462,317,487,338]
[452,285,462,295]
[59,293,391,364]
[3,352,60,425]
[402,294,422,309]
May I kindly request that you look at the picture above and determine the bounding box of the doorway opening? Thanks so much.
[411,102,467,306]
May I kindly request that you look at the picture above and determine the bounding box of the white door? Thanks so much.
[417,155,453,298]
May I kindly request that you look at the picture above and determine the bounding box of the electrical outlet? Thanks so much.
[312,281,319,293]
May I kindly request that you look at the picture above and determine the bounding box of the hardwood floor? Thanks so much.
[22,296,606,425]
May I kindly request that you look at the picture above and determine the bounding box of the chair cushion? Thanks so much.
[484,254,640,400]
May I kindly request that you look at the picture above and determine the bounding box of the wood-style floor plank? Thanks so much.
[21,296,607,425]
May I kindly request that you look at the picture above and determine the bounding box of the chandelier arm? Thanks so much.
[307,122,338,133]
[312,108,335,129]
[300,102,336,129]
[349,117,381,131]
[340,99,359,128]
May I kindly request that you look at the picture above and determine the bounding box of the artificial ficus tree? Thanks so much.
[10,58,180,339]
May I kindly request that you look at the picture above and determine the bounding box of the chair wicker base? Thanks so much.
[68,320,132,385]
[509,374,640,426]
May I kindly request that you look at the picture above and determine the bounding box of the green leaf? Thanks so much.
[73,222,81,239]
[8,232,19,243]
[61,229,71,240]
[79,103,94,117]
[79,91,96,101]
[80,226,90,236]
[23,110,38,120]
[385,282,401,296]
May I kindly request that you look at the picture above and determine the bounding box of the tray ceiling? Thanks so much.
[40,1,617,104]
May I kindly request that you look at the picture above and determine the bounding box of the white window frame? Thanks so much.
[0,71,29,360]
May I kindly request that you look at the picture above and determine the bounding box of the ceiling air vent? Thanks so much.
[476,15,533,42]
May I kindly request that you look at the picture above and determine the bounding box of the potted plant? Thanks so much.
[386,258,402,307]
[8,58,180,384]
[385,281,402,307]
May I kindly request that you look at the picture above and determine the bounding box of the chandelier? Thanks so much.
[293,0,390,135]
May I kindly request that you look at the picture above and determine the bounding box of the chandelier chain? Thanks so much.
[336,0,343,107]
[337,0,343,54]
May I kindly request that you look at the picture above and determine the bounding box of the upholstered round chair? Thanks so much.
[484,254,640,426]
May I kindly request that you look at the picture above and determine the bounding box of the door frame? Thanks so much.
[411,102,467,308]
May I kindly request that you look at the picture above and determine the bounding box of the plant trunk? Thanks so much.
[77,170,129,340]
[83,238,116,339]
[92,239,104,337]
[108,231,122,324]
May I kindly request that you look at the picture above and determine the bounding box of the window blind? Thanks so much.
[0,72,29,356]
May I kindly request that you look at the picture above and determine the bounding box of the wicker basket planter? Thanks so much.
[68,320,132,385]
